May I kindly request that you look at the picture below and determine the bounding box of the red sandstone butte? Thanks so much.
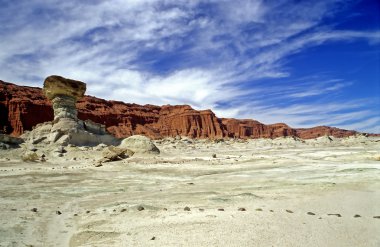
[0,80,361,139]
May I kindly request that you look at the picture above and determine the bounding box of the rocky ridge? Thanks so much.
[0,79,360,139]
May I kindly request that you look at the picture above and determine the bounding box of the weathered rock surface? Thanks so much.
[221,118,297,139]
[0,80,363,140]
[0,134,23,149]
[0,134,24,145]
[97,146,134,164]
[0,81,53,136]
[119,135,160,154]
[295,126,358,139]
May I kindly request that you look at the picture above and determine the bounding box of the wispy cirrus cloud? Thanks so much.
[0,0,379,132]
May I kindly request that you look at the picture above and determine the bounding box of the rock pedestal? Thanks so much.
[22,75,119,146]
[51,95,78,121]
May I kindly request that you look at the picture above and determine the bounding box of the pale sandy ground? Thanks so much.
[0,136,379,247]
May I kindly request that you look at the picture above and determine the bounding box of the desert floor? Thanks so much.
[0,136,379,247]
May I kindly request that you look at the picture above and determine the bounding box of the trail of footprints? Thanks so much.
[13,206,380,220]
[0,164,94,173]
[2,166,380,220]
[5,204,380,243]
[2,161,379,220]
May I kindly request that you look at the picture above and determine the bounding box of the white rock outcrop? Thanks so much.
[119,135,160,154]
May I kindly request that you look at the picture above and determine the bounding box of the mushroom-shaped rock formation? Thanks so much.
[43,75,86,121]
[22,76,119,147]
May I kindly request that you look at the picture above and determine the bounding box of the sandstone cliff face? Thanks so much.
[148,105,225,139]
[0,81,53,135]
[295,126,357,139]
[221,118,297,139]
[0,80,360,139]
[76,97,161,138]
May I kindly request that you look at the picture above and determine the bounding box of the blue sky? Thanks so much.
[0,0,379,133]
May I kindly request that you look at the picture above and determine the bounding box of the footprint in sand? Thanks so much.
[327,213,341,217]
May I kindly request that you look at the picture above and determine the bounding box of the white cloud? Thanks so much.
[0,0,379,132]
[338,117,380,133]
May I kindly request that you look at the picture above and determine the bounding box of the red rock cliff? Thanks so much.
[146,105,225,139]
[0,80,360,139]
[295,126,357,139]
[0,81,53,135]
[221,118,297,139]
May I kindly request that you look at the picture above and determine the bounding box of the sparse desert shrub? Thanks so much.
[21,151,39,162]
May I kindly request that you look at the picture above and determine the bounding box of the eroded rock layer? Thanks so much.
[0,80,360,139]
